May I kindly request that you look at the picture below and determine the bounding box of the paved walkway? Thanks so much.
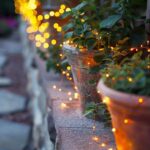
[35,56,116,150]
[0,30,31,150]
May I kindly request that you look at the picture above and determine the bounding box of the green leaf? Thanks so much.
[72,1,87,12]
[63,23,74,32]
[64,31,73,39]
[85,38,96,50]
[100,15,122,28]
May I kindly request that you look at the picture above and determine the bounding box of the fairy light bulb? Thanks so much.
[53,23,59,28]
[55,12,60,17]
[36,42,41,47]
[37,15,43,21]
[60,103,68,109]
[124,119,129,124]
[44,32,50,39]
[112,128,116,132]
[128,77,133,82]
[106,73,110,77]
[67,92,72,96]
[59,9,65,14]
[92,125,96,130]
[69,97,73,101]
[53,85,57,89]
[51,39,57,45]
[92,136,100,142]
[66,7,71,12]
[57,27,62,32]
[138,98,144,104]
[43,43,49,48]
[67,66,71,71]
[49,11,55,16]
[101,143,106,147]
[103,96,110,104]
[44,14,50,19]
[60,4,66,9]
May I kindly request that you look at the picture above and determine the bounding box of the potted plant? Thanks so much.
[97,51,150,150]
[62,0,146,113]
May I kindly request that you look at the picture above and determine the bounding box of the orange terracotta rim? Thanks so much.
[97,80,150,108]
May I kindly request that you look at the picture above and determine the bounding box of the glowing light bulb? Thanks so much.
[69,97,73,101]
[60,4,66,9]
[59,9,65,14]
[53,85,56,89]
[67,66,71,71]
[37,15,43,21]
[66,7,71,12]
[68,92,72,96]
[36,42,41,47]
[128,77,133,82]
[101,143,106,147]
[112,128,116,132]
[92,136,100,142]
[57,27,62,32]
[59,88,62,92]
[103,96,110,104]
[138,98,144,104]
[106,74,110,77]
[124,119,129,124]
[44,14,50,19]
[53,23,59,28]
[43,43,49,48]
[55,12,60,17]
[74,93,79,99]
[51,39,57,45]
[44,32,50,39]
[60,103,68,109]
[49,11,55,16]
[92,125,96,130]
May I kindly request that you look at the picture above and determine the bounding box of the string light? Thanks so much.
[92,136,100,142]
[124,119,129,124]
[138,98,144,104]
[60,103,68,109]
[103,96,110,104]
[49,11,55,16]
[44,14,50,19]
[53,85,57,89]
[112,128,116,133]
[51,39,57,45]
[101,143,106,147]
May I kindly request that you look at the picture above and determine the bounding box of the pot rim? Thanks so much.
[97,79,150,107]
[63,44,101,55]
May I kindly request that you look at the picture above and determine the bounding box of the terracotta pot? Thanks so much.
[63,45,101,112]
[97,80,150,150]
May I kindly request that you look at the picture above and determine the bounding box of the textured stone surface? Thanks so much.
[58,128,116,150]
[0,40,22,54]
[0,54,7,69]
[0,119,30,150]
[53,100,101,129]
[0,91,26,114]
[0,77,12,87]
[40,69,116,150]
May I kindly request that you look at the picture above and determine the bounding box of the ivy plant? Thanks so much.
[101,51,150,96]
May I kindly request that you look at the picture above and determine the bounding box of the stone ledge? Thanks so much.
[34,55,116,150]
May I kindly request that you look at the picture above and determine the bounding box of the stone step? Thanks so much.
[0,90,26,115]
[0,119,31,150]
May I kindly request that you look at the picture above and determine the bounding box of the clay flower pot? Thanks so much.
[97,80,150,150]
[63,45,101,112]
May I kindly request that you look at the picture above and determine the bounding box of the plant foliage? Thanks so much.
[102,52,150,96]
